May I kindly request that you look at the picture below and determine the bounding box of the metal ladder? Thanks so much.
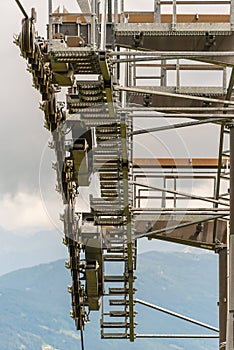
[84,108,136,340]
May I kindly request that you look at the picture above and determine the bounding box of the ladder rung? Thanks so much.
[104,275,125,282]
[94,210,123,216]
[108,288,127,295]
[104,255,125,262]
[107,246,125,253]
[101,322,129,328]
[100,183,119,190]
[96,141,121,148]
[109,299,127,306]
[95,217,126,226]
[110,311,128,317]
[101,332,128,339]
[91,200,122,207]
[105,240,126,246]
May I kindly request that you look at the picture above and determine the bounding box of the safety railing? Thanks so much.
[113,0,234,27]
[130,60,227,94]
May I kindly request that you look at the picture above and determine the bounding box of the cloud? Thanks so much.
[0,191,62,233]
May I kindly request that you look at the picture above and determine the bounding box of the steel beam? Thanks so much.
[136,334,219,338]
[120,107,234,112]
[132,117,229,136]
[140,214,228,240]
[219,247,228,349]
[15,0,28,18]
[110,51,234,57]
[136,299,219,332]
[133,158,229,168]
[212,68,234,243]
[100,0,107,50]
[227,124,234,349]
[115,86,234,106]
[120,120,135,342]
[130,114,234,119]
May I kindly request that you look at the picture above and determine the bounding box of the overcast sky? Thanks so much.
[0,1,226,240]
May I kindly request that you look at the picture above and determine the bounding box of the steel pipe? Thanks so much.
[136,299,219,332]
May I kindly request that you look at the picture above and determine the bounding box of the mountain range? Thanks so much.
[0,251,219,350]
[0,227,67,276]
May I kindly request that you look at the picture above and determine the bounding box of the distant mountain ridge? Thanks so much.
[0,227,67,276]
[0,251,219,350]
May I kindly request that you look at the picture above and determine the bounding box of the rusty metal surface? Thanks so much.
[135,215,227,249]
[122,12,230,23]
[133,157,229,168]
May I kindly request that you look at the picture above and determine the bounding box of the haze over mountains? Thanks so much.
[0,226,189,276]
[0,251,219,350]
[0,227,67,276]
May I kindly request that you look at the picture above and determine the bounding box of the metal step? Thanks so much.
[95,217,126,226]
[94,149,121,156]
[95,140,121,148]
[79,107,110,114]
[94,164,119,172]
[100,182,119,190]
[110,311,128,317]
[91,201,123,209]
[81,118,117,126]
[80,110,111,117]
[101,322,129,328]
[77,81,104,88]
[109,299,127,306]
[96,126,119,134]
[105,239,126,245]
[96,134,119,142]
[107,246,126,253]
[104,255,126,262]
[108,288,128,295]
[90,197,123,205]
[100,173,123,181]
[104,275,126,282]
[101,332,128,339]
[93,208,123,216]
[100,192,119,198]
[80,95,104,103]
[94,156,120,164]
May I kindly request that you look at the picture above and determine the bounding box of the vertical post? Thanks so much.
[100,0,107,50]
[97,0,101,19]
[108,0,112,22]
[91,0,96,49]
[120,0,124,23]
[120,118,135,341]
[173,177,177,208]
[176,59,180,93]
[154,0,161,23]
[129,61,132,89]
[230,0,234,30]
[172,0,177,31]
[162,177,166,208]
[223,67,227,95]
[125,53,129,104]
[227,124,234,349]
[219,247,228,349]
[48,0,53,48]
[132,61,136,87]
[161,59,167,87]
[114,0,118,25]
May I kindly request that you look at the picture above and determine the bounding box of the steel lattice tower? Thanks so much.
[14,0,234,348]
